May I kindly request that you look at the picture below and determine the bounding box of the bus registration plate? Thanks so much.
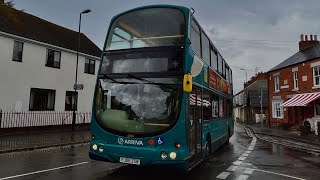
[119,157,140,165]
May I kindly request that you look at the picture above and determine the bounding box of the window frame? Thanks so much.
[274,75,280,92]
[85,59,96,75]
[12,40,24,62]
[46,49,61,68]
[65,91,78,111]
[272,101,283,118]
[29,88,56,111]
[293,71,298,89]
[313,66,320,87]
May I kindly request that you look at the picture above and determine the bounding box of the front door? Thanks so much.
[189,86,202,167]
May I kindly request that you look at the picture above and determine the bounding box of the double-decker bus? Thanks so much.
[89,4,234,171]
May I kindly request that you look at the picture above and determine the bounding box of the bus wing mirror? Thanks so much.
[183,73,192,92]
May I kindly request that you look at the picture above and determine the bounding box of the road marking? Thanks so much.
[0,162,89,180]
[244,168,254,174]
[227,165,238,171]
[242,153,249,157]
[237,175,249,180]
[247,168,306,180]
[233,160,243,166]
[216,172,231,179]
[245,150,251,154]
[238,156,247,161]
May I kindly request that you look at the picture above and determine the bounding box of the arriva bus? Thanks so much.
[89,5,234,171]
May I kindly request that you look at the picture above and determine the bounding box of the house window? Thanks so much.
[274,75,280,92]
[313,66,320,86]
[12,41,23,62]
[272,101,283,118]
[293,71,298,89]
[46,49,61,68]
[85,59,95,74]
[29,88,55,111]
[65,91,78,111]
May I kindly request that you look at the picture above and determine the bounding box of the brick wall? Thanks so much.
[268,57,320,126]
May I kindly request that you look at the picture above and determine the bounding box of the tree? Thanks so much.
[3,0,15,8]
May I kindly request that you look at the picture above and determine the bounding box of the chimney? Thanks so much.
[299,34,320,51]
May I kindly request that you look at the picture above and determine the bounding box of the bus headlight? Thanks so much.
[92,144,98,151]
[169,152,177,160]
[160,152,167,159]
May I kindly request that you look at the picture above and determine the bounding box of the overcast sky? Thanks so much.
[12,0,320,94]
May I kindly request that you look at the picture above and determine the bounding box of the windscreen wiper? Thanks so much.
[127,74,156,84]
[98,74,118,83]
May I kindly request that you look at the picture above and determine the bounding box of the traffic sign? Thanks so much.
[74,84,84,90]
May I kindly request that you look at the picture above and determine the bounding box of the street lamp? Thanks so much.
[72,9,91,131]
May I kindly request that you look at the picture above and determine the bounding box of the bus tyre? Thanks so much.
[205,137,211,158]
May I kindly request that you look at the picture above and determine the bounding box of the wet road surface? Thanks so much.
[0,124,319,180]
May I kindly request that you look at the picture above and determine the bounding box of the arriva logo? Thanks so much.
[118,138,143,146]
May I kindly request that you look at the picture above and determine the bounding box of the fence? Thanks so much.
[0,111,92,135]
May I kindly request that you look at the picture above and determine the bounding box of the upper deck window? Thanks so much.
[106,8,185,50]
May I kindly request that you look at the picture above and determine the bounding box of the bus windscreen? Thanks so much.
[106,8,185,50]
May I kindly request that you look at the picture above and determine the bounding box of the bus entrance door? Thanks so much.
[189,87,202,167]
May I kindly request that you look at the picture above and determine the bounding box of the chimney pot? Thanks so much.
[300,34,304,41]
[305,35,308,41]
[311,34,313,41]
[315,35,318,41]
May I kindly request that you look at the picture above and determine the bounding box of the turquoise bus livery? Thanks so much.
[89,4,234,171]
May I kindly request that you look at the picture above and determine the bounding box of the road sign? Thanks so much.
[74,84,84,90]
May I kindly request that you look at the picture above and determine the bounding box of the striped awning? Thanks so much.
[282,92,320,107]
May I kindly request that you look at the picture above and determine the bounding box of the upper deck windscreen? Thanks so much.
[105,8,185,50]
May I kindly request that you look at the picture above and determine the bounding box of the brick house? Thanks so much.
[234,72,268,123]
[268,34,320,130]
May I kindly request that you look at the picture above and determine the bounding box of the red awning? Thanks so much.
[282,92,320,107]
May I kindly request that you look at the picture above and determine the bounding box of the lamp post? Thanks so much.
[72,9,91,131]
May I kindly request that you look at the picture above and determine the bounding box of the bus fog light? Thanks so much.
[169,152,177,159]
[160,152,167,159]
[98,146,104,152]
[92,144,98,151]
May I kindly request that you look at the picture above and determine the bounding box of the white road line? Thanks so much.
[227,165,238,171]
[216,172,231,179]
[248,168,306,180]
[238,156,247,161]
[237,174,249,180]
[244,168,254,174]
[0,162,89,180]
[245,150,251,154]
[233,160,243,166]
[242,153,249,157]
[248,147,254,150]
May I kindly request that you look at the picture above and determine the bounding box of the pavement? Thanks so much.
[241,122,320,153]
[0,130,91,154]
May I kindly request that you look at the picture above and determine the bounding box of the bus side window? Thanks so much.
[190,19,201,58]
[212,94,219,118]
[203,89,212,121]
